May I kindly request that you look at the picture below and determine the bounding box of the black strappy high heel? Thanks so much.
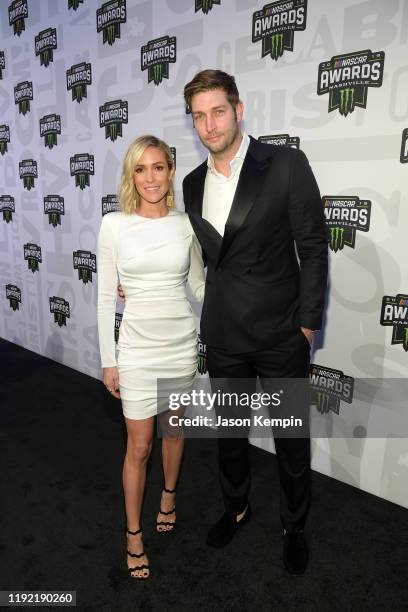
[156,486,176,532]
[126,528,150,579]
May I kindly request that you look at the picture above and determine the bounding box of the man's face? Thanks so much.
[190,88,243,156]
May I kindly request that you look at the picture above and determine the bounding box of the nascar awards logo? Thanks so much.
[73,250,97,284]
[8,0,28,37]
[0,52,5,79]
[70,154,94,189]
[309,364,354,414]
[0,125,10,155]
[258,133,300,148]
[195,0,221,14]
[66,62,92,103]
[0,195,15,223]
[380,294,408,352]
[40,114,61,149]
[141,36,177,86]
[102,194,120,216]
[24,243,42,273]
[323,196,371,252]
[197,334,207,375]
[96,0,127,46]
[400,129,408,164]
[68,0,84,10]
[44,195,64,227]
[14,81,33,115]
[35,28,57,67]
[50,296,70,327]
[19,159,38,190]
[6,284,21,311]
[252,0,307,61]
[115,312,122,343]
[317,49,385,117]
[99,100,128,141]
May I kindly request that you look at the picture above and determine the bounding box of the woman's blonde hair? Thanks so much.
[118,135,175,214]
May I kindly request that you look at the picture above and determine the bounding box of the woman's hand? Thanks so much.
[103,366,121,398]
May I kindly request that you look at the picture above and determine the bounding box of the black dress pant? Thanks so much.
[206,330,311,534]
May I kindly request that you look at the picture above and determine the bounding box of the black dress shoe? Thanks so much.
[283,530,308,574]
[206,505,251,548]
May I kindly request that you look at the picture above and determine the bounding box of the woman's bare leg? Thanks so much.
[123,415,154,577]
[157,411,184,532]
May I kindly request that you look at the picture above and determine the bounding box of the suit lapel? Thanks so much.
[189,161,207,217]
[217,148,270,267]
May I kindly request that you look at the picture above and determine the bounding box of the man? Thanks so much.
[182,69,328,574]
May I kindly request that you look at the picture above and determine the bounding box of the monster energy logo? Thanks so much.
[152,64,164,85]
[195,0,221,14]
[35,28,57,67]
[44,195,64,227]
[79,174,88,189]
[74,84,85,102]
[329,227,345,252]
[24,176,34,190]
[339,88,355,117]
[9,0,28,37]
[0,126,10,155]
[100,100,128,141]
[68,0,83,10]
[270,33,283,60]
[20,99,30,114]
[46,133,57,148]
[24,244,42,273]
[0,142,7,155]
[0,52,5,79]
[315,392,333,414]
[41,49,51,67]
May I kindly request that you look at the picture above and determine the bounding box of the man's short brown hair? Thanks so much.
[184,69,240,112]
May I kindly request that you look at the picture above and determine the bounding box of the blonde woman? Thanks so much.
[97,135,205,579]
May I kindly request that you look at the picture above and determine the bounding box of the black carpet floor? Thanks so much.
[2,338,408,612]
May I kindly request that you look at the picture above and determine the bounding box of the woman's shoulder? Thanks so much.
[172,209,193,230]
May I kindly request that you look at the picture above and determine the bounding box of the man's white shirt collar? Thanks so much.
[207,132,250,178]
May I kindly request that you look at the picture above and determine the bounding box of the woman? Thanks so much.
[97,135,205,579]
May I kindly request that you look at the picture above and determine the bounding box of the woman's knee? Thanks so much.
[126,439,152,464]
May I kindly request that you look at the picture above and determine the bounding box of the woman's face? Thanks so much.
[133,146,172,207]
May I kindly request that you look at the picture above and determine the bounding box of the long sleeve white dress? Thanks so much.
[97,209,206,420]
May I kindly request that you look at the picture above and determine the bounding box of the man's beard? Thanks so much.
[201,122,240,156]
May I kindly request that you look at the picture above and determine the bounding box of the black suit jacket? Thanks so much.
[182,136,328,353]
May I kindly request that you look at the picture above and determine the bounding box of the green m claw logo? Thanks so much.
[3,211,12,223]
[49,212,61,227]
[79,269,92,284]
[23,176,34,190]
[74,84,86,103]
[68,0,82,9]
[339,87,355,117]
[316,392,330,414]
[404,327,408,352]
[197,352,207,375]
[0,142,7,155]
[10,298,19,311]
[77,174,88,190]
[270,33,284,60]
[45,133,57,149]
[19,100,30,115]
[54,312,66,327]
[41,49,51,67]
[201,0,215,13]
[27,259,39,273]
[108,123,119,141]
[329,227,345,252]
[150,64,164,85]
[13,19,24,36]
[104,23,119,45]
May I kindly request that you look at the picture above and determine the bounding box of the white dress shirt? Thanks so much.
[202,132,250,236]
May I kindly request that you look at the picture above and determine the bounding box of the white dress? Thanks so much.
[97,209,206,420]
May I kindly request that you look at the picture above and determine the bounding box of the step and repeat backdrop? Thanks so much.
[1,0,407,508]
